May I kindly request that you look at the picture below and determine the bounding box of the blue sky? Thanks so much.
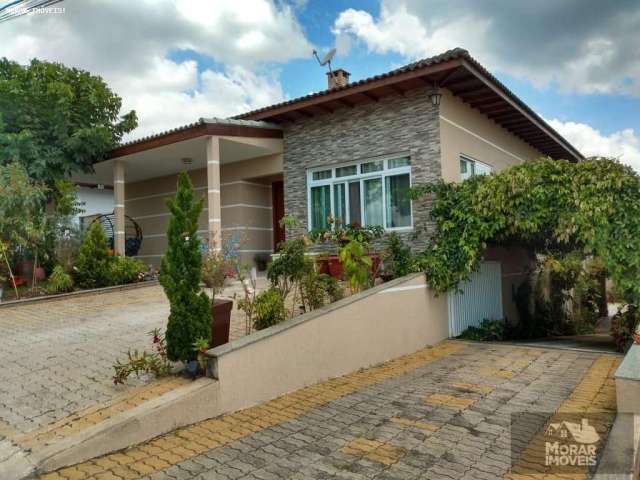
[171,0,640,141]
[3,0,638,168]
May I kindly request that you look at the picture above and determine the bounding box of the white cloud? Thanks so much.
[547,119,640,171]
[333,0,640,96]
[0,0,312,139]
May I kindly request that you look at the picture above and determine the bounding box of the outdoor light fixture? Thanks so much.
[429,83,442,107]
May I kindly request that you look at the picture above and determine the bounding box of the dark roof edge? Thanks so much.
[234,48,583,161]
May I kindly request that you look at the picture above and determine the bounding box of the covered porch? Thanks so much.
[73,118,285,267]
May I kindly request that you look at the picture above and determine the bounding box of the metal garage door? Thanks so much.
[448,261,503,337]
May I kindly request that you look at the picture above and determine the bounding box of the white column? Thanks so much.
[113,160,126,256]
[206,136,222,249]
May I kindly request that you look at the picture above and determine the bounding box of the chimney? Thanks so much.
[327,68,350,89]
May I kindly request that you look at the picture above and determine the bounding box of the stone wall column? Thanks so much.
[113,160,126,255]
[206,136,222,249]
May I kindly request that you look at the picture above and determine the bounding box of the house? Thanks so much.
[72,48,581,325]
[545,419,600,444]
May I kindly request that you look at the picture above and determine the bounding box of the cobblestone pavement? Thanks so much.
[44,342,620,480]
[0,278,268,436]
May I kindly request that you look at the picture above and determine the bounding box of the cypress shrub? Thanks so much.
[160,172,211,362]
[74,221,111,289]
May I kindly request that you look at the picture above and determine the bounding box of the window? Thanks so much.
[307,156,412,231]
[460,155,493,181]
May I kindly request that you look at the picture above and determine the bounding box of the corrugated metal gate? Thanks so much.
[448,261,503,337]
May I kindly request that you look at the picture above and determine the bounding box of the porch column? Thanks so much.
[206,136,222,249]
[114,160,126,255]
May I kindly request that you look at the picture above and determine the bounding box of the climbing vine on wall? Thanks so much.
[410,157,640,305]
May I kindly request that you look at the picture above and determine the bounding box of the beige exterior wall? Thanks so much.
[207,273,450,415]
[125,153,282,267]
[439,89,543,182]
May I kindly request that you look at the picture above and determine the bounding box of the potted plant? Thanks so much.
[191,338,210,377]
[202,245,234,348]
[310,220,384,280]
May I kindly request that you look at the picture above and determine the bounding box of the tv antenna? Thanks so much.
[313,48,337,80]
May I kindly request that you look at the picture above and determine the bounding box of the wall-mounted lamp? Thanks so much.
[429,83,442,107]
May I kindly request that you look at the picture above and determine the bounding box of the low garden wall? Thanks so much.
[206,272,449,414]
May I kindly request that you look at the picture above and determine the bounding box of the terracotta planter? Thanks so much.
[322,254,381,281]
[316,256,330,275]
[211,298,233,348]
[328,257,344,280]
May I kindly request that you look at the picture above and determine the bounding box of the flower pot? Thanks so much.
[316,256,330,275]
[327,256,344,280]
[34,267,45,282]
[211,298,233,348]
[186,360,199,375]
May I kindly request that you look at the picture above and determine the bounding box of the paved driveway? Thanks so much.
[0,280,266,436]
[48,342,621,480]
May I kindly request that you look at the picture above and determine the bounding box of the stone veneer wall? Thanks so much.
[282,87,441,251]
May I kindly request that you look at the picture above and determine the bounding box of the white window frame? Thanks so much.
[307,154,413,232]
[460,154,493,181]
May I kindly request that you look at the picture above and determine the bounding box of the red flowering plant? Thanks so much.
[112,328,172,385]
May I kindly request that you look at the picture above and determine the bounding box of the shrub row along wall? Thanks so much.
[206,273,449,415]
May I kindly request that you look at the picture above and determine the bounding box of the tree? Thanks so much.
[0,58,137,186]
[160,172,211,363]
[74,221,111,289]
[0,162,47,297]
[410,157,640,306]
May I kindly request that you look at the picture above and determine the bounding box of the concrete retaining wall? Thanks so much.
[206,273,448,414]
[596,344,640,478]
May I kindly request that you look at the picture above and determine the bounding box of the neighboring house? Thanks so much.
[73,48,581,325]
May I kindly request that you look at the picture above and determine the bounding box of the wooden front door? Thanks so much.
[272,180,285,250]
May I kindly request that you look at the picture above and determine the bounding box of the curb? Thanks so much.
[0,280,160,309]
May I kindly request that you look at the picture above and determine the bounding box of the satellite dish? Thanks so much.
[320,48,336,66]
[313,48,336,67]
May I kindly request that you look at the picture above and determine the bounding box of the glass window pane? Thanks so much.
[310,185,331,230]
[475,161,492,176]
[361,160,383,174]
[460,158,474,181]
[348,181,361,226]
[312,169,332,181]
[336,165,357,177]
[333,183,346,225]
[363,178,383,227]
[385,174,411,228]
[388,157,410,169]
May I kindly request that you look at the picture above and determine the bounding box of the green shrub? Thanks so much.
[383,233,413,279]
[159,172,211,363]
[459,319,506,341]
[339,238,371,294]
[48,265,73,293]
[74,222,111,289]
[611,305,639,353]
[109,255,145,285]
[267,238,306,299]
[253,288,286,331]
[300,262,343,312]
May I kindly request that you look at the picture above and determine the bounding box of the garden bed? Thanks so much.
[0,279,159,308]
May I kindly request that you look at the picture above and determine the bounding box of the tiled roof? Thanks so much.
[116,117,281,149]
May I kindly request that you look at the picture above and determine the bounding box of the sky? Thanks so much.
[1,0,639,170]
